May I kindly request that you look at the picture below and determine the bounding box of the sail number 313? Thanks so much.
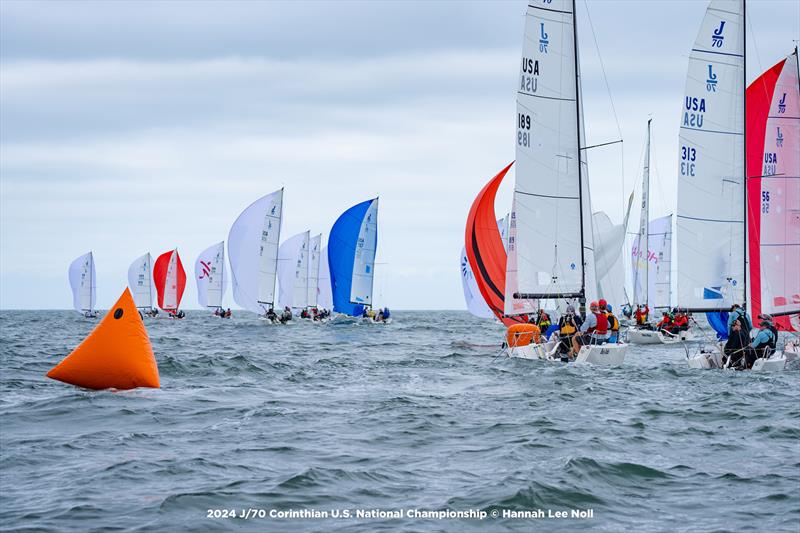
[518,113,531,148]
[680,145,696,176]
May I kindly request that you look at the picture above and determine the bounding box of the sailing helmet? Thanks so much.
[606,304,613,313]
[598,298,607,308]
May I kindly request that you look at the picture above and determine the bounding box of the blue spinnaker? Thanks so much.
[328,199,378,316]
[706,312,729,340]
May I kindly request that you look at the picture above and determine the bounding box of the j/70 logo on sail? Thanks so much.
[711,20,725,47]
[778,93,787,113]
[539,23,548,53]
[776,127,784,147]
[706,65,717,92]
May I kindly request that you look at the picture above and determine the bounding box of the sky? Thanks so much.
[1,0,798,310]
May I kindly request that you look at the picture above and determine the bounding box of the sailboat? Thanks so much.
[153,248,187,317]
[317,245,333,311]
[195,241,227,314]
[307,233,323,318]
[677,0,792,371]
[68,251,98,318]
[277,231,310,316]
[460,217,509,319]
[499,0,627,365]
[128,252,155,315]
[227,189,283,319]
[627,121,685,344]
[328,198,381,321]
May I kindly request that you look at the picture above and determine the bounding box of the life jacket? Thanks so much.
[591,312,608,335]
[605,312,619,331]
[767,325,778,350]
[674,315,688,327]
[734,311,751,334]
[538,312,551,328]
[559,316,577,335]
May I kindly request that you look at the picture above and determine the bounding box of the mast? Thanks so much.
[572,0,586,304]
[638,120,652,308]
[272,188,283,308]
[88,251,94,313]
[742,0,748,310]
[367,197,378,309]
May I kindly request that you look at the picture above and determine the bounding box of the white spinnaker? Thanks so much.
[648,215,673,309]
[307,234,322,308]
[277,231,308,311]
[509,0,583,306]
[317,246,333,310]
[677,0,744,309]
[759,51,800,315]
[69,251,95,313]
[195,241,226,308]
[351,199,378,306]
[633,120,652,307]
[460,246,493,318]
[163,250,179,311]
[228,189,283,314]
[128,252,153,309]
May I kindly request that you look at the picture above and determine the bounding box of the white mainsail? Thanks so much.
[68,251,96,313]
[758,51,799,316]
[277,231,309,311]
[649,215,673,309]
[506,0,585,315]
[127,252,153,309]
[632,120,652,307]
[350,198,378,306]
[317,246,333,310]
[195,241,226,309]
[228,189,283,314]
[307,234,322,309]
[676,0,745,310]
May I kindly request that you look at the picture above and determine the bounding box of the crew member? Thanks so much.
[571,301,608,355]
[635,304,650,327]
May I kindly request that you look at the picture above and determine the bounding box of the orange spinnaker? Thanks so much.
[506,324,540,347]
[47,288,160,390]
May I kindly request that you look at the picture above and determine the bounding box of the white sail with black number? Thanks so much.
[676,0,745,310]
[505,0,584,316]
[69,251,96,314]
[128,252,153,309]
[308,234,322,309]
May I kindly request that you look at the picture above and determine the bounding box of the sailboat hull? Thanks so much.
[627,328,693,345]
[507,339,562,361]
[574,343,627,367]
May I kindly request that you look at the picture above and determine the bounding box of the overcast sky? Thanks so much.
[1,0,798,310]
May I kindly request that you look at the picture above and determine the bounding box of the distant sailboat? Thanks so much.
[277,231,310,313]
[501,0,626,365]
[68,251,97,318]
[328,198,379,317]
[317,246,333,311]
[195,241,227,312]
[128,252,154,312]
[153,249,186,317]
[227,189,283,316]
[307,234,322,311]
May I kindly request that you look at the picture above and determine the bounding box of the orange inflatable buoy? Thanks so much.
[47,288,160,390]
[506,323,540,348]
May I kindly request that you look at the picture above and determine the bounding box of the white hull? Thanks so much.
[784,341,799,362]
[361,317,392,325]
[752,355,787,372]
[687,349,787,372]
[507,339,562,361]
[574,343,627,367]
[627,328,693,345]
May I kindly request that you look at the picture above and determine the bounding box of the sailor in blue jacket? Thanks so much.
[727,304,752,336]
[745,320,776,368]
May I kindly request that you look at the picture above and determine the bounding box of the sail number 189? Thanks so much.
[518,113,531,148]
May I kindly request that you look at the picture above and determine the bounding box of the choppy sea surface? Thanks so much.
[1,310,798,532]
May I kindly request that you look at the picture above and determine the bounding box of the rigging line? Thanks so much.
[580,139,622,150]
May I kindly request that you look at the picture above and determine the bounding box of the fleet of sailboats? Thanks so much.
[62,0,796,369]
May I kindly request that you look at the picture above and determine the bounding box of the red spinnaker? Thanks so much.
[153,249,186,312]
[746,58,794,331]
[465,162,525,326]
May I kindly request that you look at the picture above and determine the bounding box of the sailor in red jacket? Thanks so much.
[635,304,650,327]
[655,312,672,332]
[670,312,689,334]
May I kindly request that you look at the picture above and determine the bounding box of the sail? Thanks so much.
[227,189,283,314]
[593,213,626,311]
[648,215,673,309]
[509,0,583,304]
[318,246,333,310]
[195,241,226,309]
[460,246,493,318]
[277,231,309,311]
[747,50,800,327]
[127,253,153,309]
[307,234,322,308]
[328,198,378,316]
[351,199,378,306]
[676,0,745,310]
[68,251,96,313]
[465,162,523,326]
[153,249,186,312]
[632,120,652,306]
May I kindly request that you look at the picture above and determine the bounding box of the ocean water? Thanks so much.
[1,310,798,532]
